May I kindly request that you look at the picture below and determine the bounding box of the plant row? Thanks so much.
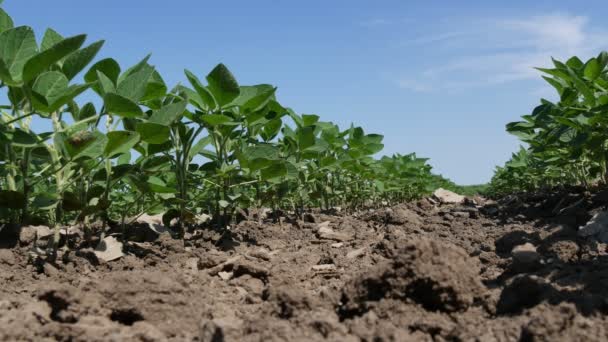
[0,6,458,240]
[488,52,608,196]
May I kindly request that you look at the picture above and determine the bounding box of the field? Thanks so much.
[2,4,608,342]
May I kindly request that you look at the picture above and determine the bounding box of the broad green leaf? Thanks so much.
[31,71,68,110]
[147,176,175,193]
[298,126,315,150]
[0,26,37,82]
[62,40,104,80]
[566,56,584,70]
[148,100,187,125]
[206,63,240,107]
[185,69,216,109]
[85,58,120,84]
[189,135,212,159]
[302,114,319,126]
[104,93,143,118]
[117,63,154,102]
[40,28,63,51]
[230,84,276,111]
[104,131,140,158]
[78,103,96,120]
[117,54,151,84]
[0,8,13,33]
[22,34,87,82]
[97,70,116,94]
[142,69,167,101]
[12,128,39,147]
[59,130,107,160]
[201,114,233,126]
[567,67,595,107]
[0,58,14,84]
[583,58,601,81]
[136,122,170,144]
[47,84,90,113]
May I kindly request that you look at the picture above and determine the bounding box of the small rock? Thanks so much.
[0,249,16,266]
[312,264,337,272]
[433,188,465,204]
[186,257,199,272]
[249,248,271,261]
[512,243,540,264]
[19,225,52,245]
[196,214,212,224]
[43,262,59,277]
[218,271,233,281]
[134,213,170,235]
[94,236,124,262]
[579,211,608,243]
[317,227,353,242]
[331,243,344,248]
[511,243,541,272]
[346,247,366,259]
[316,221,331,230]
[232,260,270,280]
[232,275,265,297]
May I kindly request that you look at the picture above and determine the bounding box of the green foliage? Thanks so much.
[0,7,455,239]
[489,52,608,196]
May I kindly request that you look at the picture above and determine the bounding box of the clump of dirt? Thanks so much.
[2,195,608,341]
[340,237,485,317]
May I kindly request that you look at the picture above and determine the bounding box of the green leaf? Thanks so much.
[141,70,167,101]
[62,40,104,80]
[59,130,107,160]
[96,70,116,94]
[117,64,154,102]
[11,128,39,147]
[40,28,63,51]
[136,122,170,144]
[0,26,37,82]
[231,84,276,111]
[104,131,140,158]
[584,58,601,81]
[117,54,151,84]
[185,69,216,109]
[0,8,13,33]
[104,93,143,118]
[31,71,68,110]
[298,126,315,150]
[201,114,233,126]
[148,100,187,125]
[206,63,240,108]
[22,34,87,82]
[302,114,320,126]
[189,136,212,159]
[79,102,97,120]
[85,58,120,84]
[567,67,596,107]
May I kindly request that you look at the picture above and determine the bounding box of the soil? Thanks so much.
[1,194,608,341]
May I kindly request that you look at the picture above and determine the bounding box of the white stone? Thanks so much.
[94,236,124,262]
[432,188,465,204]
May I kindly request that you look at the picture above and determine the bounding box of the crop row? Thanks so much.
[488,52,608,195]
[0,6,457,245]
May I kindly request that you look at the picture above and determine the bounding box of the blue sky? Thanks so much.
[4,0,608,184]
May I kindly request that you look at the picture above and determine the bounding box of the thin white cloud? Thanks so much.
[400,31,469,46]
[360,18,391,27]
[397,13,608,92]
